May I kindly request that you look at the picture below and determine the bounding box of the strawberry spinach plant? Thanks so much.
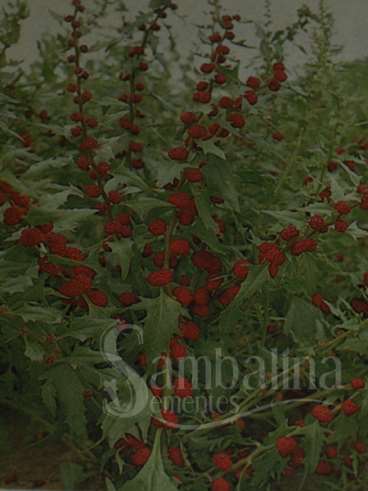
[1,0,368,490]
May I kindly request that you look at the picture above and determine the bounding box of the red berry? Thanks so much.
[246,76,261,90]
[351,378,365,390]
[334,201,351,215]
[232,259,249,280]
[335,219,349,233]
[324,445,338,459]
[311,404,334,424]
[218,96,233,109]
[147,269,173,287]
[131,446,151,466]
[169,336,187,360]
[290,239,317,256]
[187,125,207,139]
[180,112,197,125]
[148,218,167,236]
[80,137,98,151]
[309,214,328,233]
[179,320,200,341]
[268,79,281,91]
[274,69,287,82]
[129,141,144,153]
[341,399,360,416]
[315,460,333,475]
[353,441,366,454]
[173,377,192,398]
[119,292,139,306]
[280,224,299,241]
[168,192,196,211]
[183,167,203,183]
[108,191,123,204]
[276,436,297,457]
[196,81,209,92]
[209,32,222,43]
[59,276,92,298]
[218,285,240,305]
[227,112,246,128]
[84,184,101,198]
[87,289,108,307]
[215,73,226,85]
[4,206,26,225]
[244,90,258,105]
[192,250,222,275]
[19,228,44,247]
[168,147,189,161]
[212,477,231,491]
[153,409,178,429]
[170,239,190,256]
[168,447,184,466]
[311,293,331,314]
[200,63,215,74]
[212,452,232,470]
[173,287,193,306]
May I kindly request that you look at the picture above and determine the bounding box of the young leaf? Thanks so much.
[143,292,182,362]
[121,431,177,491]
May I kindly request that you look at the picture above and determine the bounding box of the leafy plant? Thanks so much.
[1,0,368,490]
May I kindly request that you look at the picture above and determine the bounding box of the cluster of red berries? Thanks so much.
[16,220,108,309]
[117,3,176,169]
[0,180,31,226]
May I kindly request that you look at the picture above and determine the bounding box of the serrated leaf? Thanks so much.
[16,304,62,323]
[109,240,133,280]
[120,431,177,491]
[49,364,88,441]
[67,317,117,341]
[203,158,240,212]
[304,422,324,473]
[24,338,45,361]
[41,380,57,417]
[218,265,269,329]
[284,297,323,344]
[143,292,182,362]
[192,187,217,231]
[198,140,226,160]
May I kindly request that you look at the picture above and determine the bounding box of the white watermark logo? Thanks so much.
[100,323,342,431]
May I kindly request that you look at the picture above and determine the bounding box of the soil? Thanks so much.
[0,409,70,490]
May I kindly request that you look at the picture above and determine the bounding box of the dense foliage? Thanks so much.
[1,0,368,489]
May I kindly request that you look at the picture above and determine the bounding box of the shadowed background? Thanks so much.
[8,0,368,73]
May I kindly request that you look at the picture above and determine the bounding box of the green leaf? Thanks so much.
[102,403,152,448]
[143,292,182,362]
[304,422,324,473]
[106,478,117,491]
[48,364,88,441]
[126,197,172,219]
[218,265,269,329]
[203,158,240,212]
[198,140,226,160]
[24,338,45,361]
[120,431,177,491]
[0,273,34,294]
[109,240,133,280]
[284,297,323,344]
[192,187,217,231]
[149,0,169,10]
[26,208,97,230]
[41,380,57,417]
[15,304,62,323]
[251,449,283,487]
[67,317,117,341]
[60,462,86,491]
